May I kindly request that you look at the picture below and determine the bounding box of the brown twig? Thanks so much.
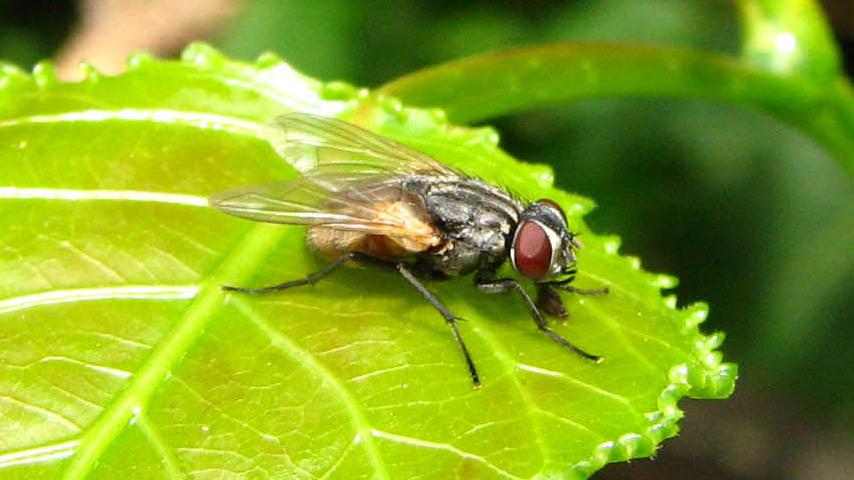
[56,0,242,80]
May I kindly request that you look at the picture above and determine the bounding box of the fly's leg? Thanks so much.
[475,274,602,363]
[224,257,481,387]
[396,263,481,389]
[538,282,609,317]
[536,283,567,318]
[551,268,609,296]
[222,252,374,294]
[555,284,609,295]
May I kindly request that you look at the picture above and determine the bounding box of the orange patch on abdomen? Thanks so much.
[306,198,444,262]
[307,227,441,262]
[360,234,412,261]
[308,196,443,261]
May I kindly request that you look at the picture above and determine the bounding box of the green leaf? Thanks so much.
[735,0,841,81]
[0,44,735,479]
[379,43,854,174]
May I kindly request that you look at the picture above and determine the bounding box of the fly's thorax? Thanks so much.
[405,177,521,278]
[406,177,522,223]
[415,179,520,238]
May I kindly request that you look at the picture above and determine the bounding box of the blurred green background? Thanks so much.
[1,0,851,478]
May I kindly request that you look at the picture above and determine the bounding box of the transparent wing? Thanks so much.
[209,177,438,239]
[209,114,453,241]
[267,112,459,180]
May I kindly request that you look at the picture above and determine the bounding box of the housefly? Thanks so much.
[210,113,608,388]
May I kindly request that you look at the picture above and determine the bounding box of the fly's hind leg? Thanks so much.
[222,252,373,294]
[475,272,602,363]
[224,256,482,388]
[396,263,481,389]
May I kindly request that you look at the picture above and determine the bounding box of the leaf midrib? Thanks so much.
[60,223,285,480]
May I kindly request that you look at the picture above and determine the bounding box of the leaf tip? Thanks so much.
[31,61,59,87]
[77,62,103,82]
[255,51,285,68]
[663,294,678,309]
[181,42,227,68]
[682,302,709,331]
[600,236,622,255]
[617,432,654,459]
[0,61,29,91]
[679,311,739,399]
[686,354,739,400]
[319,80,366,103]
[126,51,156,70]
[652,273,679,290]
[0,61,26,78]
[627,255,642,271]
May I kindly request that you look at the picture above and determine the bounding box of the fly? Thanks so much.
[210,113,608,388]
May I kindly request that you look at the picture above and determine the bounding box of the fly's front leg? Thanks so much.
[554,283,609,296]
[536,283,567,318]
[396,263,481,388]
[222,252,376,294]
[475,273,602,363]
[537,283,609,318]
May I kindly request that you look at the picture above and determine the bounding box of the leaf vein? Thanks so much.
[578,302,661,374]
[25,355,132,379]
[0,285,199,314]
[47,237,125,283]
[0,394,81,432]
[452,292,550,467]
[232,297,391,480]
[516,363,638,414]
[0,187,208,207]
[317,436,358,480]
[137,413,188,479]
[0,439,79,469]
[0,109,267,139]
[170,376,286,448]
[370,429,523,480]
[59,224,285,480]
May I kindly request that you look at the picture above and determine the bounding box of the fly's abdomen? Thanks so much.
[307,193,444,262]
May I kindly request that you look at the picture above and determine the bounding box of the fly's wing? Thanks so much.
[208,177,438,239]
[209,113,457,241]
[266,113,458,181]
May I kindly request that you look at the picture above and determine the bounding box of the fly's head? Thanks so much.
[510,199,582,284]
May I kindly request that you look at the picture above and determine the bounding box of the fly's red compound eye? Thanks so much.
[512,220,552,280]
[537,199,565,219]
